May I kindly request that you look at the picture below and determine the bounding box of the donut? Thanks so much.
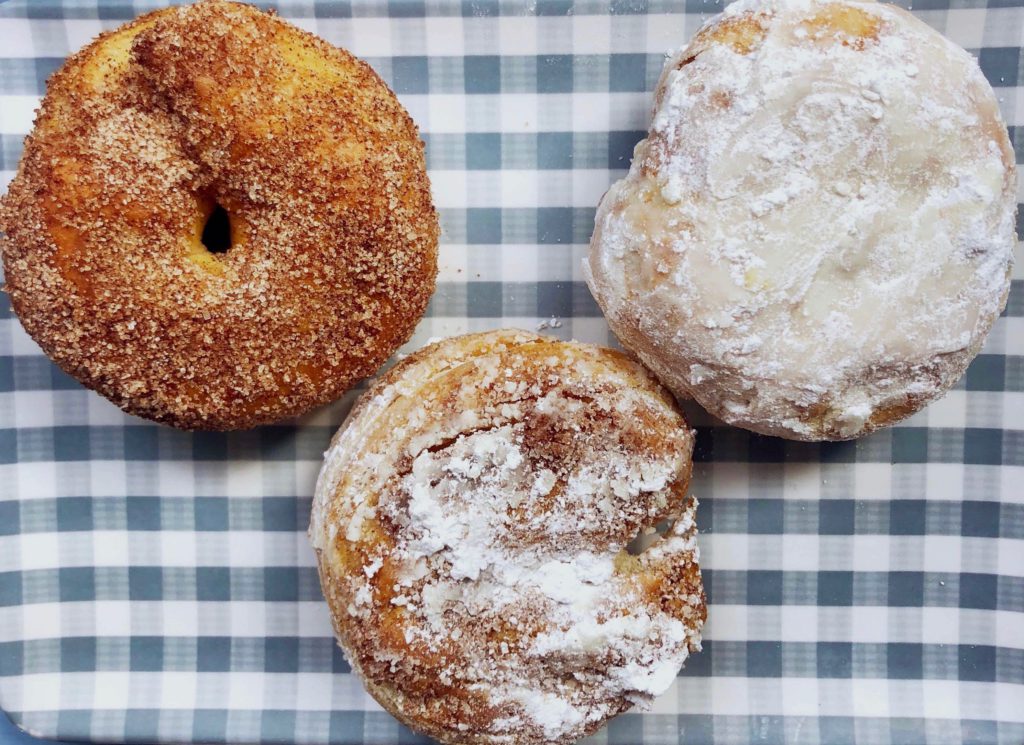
[0,0,438,430]
[310,330,705,745]
[586,0,1016,441]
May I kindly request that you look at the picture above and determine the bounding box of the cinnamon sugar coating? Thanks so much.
[311,330,705,745]
[0,0,439,429]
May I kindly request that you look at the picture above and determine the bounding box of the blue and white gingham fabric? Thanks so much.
[0,1,1022,743]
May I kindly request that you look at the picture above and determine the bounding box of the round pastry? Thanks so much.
[310,330,705,745]
[0,0,438,430]
[586,0,1016,441]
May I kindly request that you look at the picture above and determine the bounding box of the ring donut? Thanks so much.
[310,330,706,745]
[0,0,438,429]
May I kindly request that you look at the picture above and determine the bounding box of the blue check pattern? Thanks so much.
[0,0,1022,743]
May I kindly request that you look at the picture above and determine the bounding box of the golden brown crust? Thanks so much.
[0,0,439,429]
[311,330,705,745]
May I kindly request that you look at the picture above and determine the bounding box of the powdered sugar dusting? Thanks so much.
[587,0,1017,440]
[310,330,704,744]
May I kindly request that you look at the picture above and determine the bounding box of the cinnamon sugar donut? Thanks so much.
[310,330,705,745]
[0,0,438,429]
[586,0,1016,441]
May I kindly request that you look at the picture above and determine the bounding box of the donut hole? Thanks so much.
[201,203,232,254]
[626,519,672,555]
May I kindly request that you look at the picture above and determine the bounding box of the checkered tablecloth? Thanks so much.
[0,0,1022,743]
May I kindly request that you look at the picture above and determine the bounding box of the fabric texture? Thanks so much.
[0,0,1021,743]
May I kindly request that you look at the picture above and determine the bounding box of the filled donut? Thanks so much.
[310,330,705,745]
[586,0,1016,440]
[0,0,438,429]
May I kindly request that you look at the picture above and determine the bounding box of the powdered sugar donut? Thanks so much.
[586,0,1016,440]
[310,330,704,745]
